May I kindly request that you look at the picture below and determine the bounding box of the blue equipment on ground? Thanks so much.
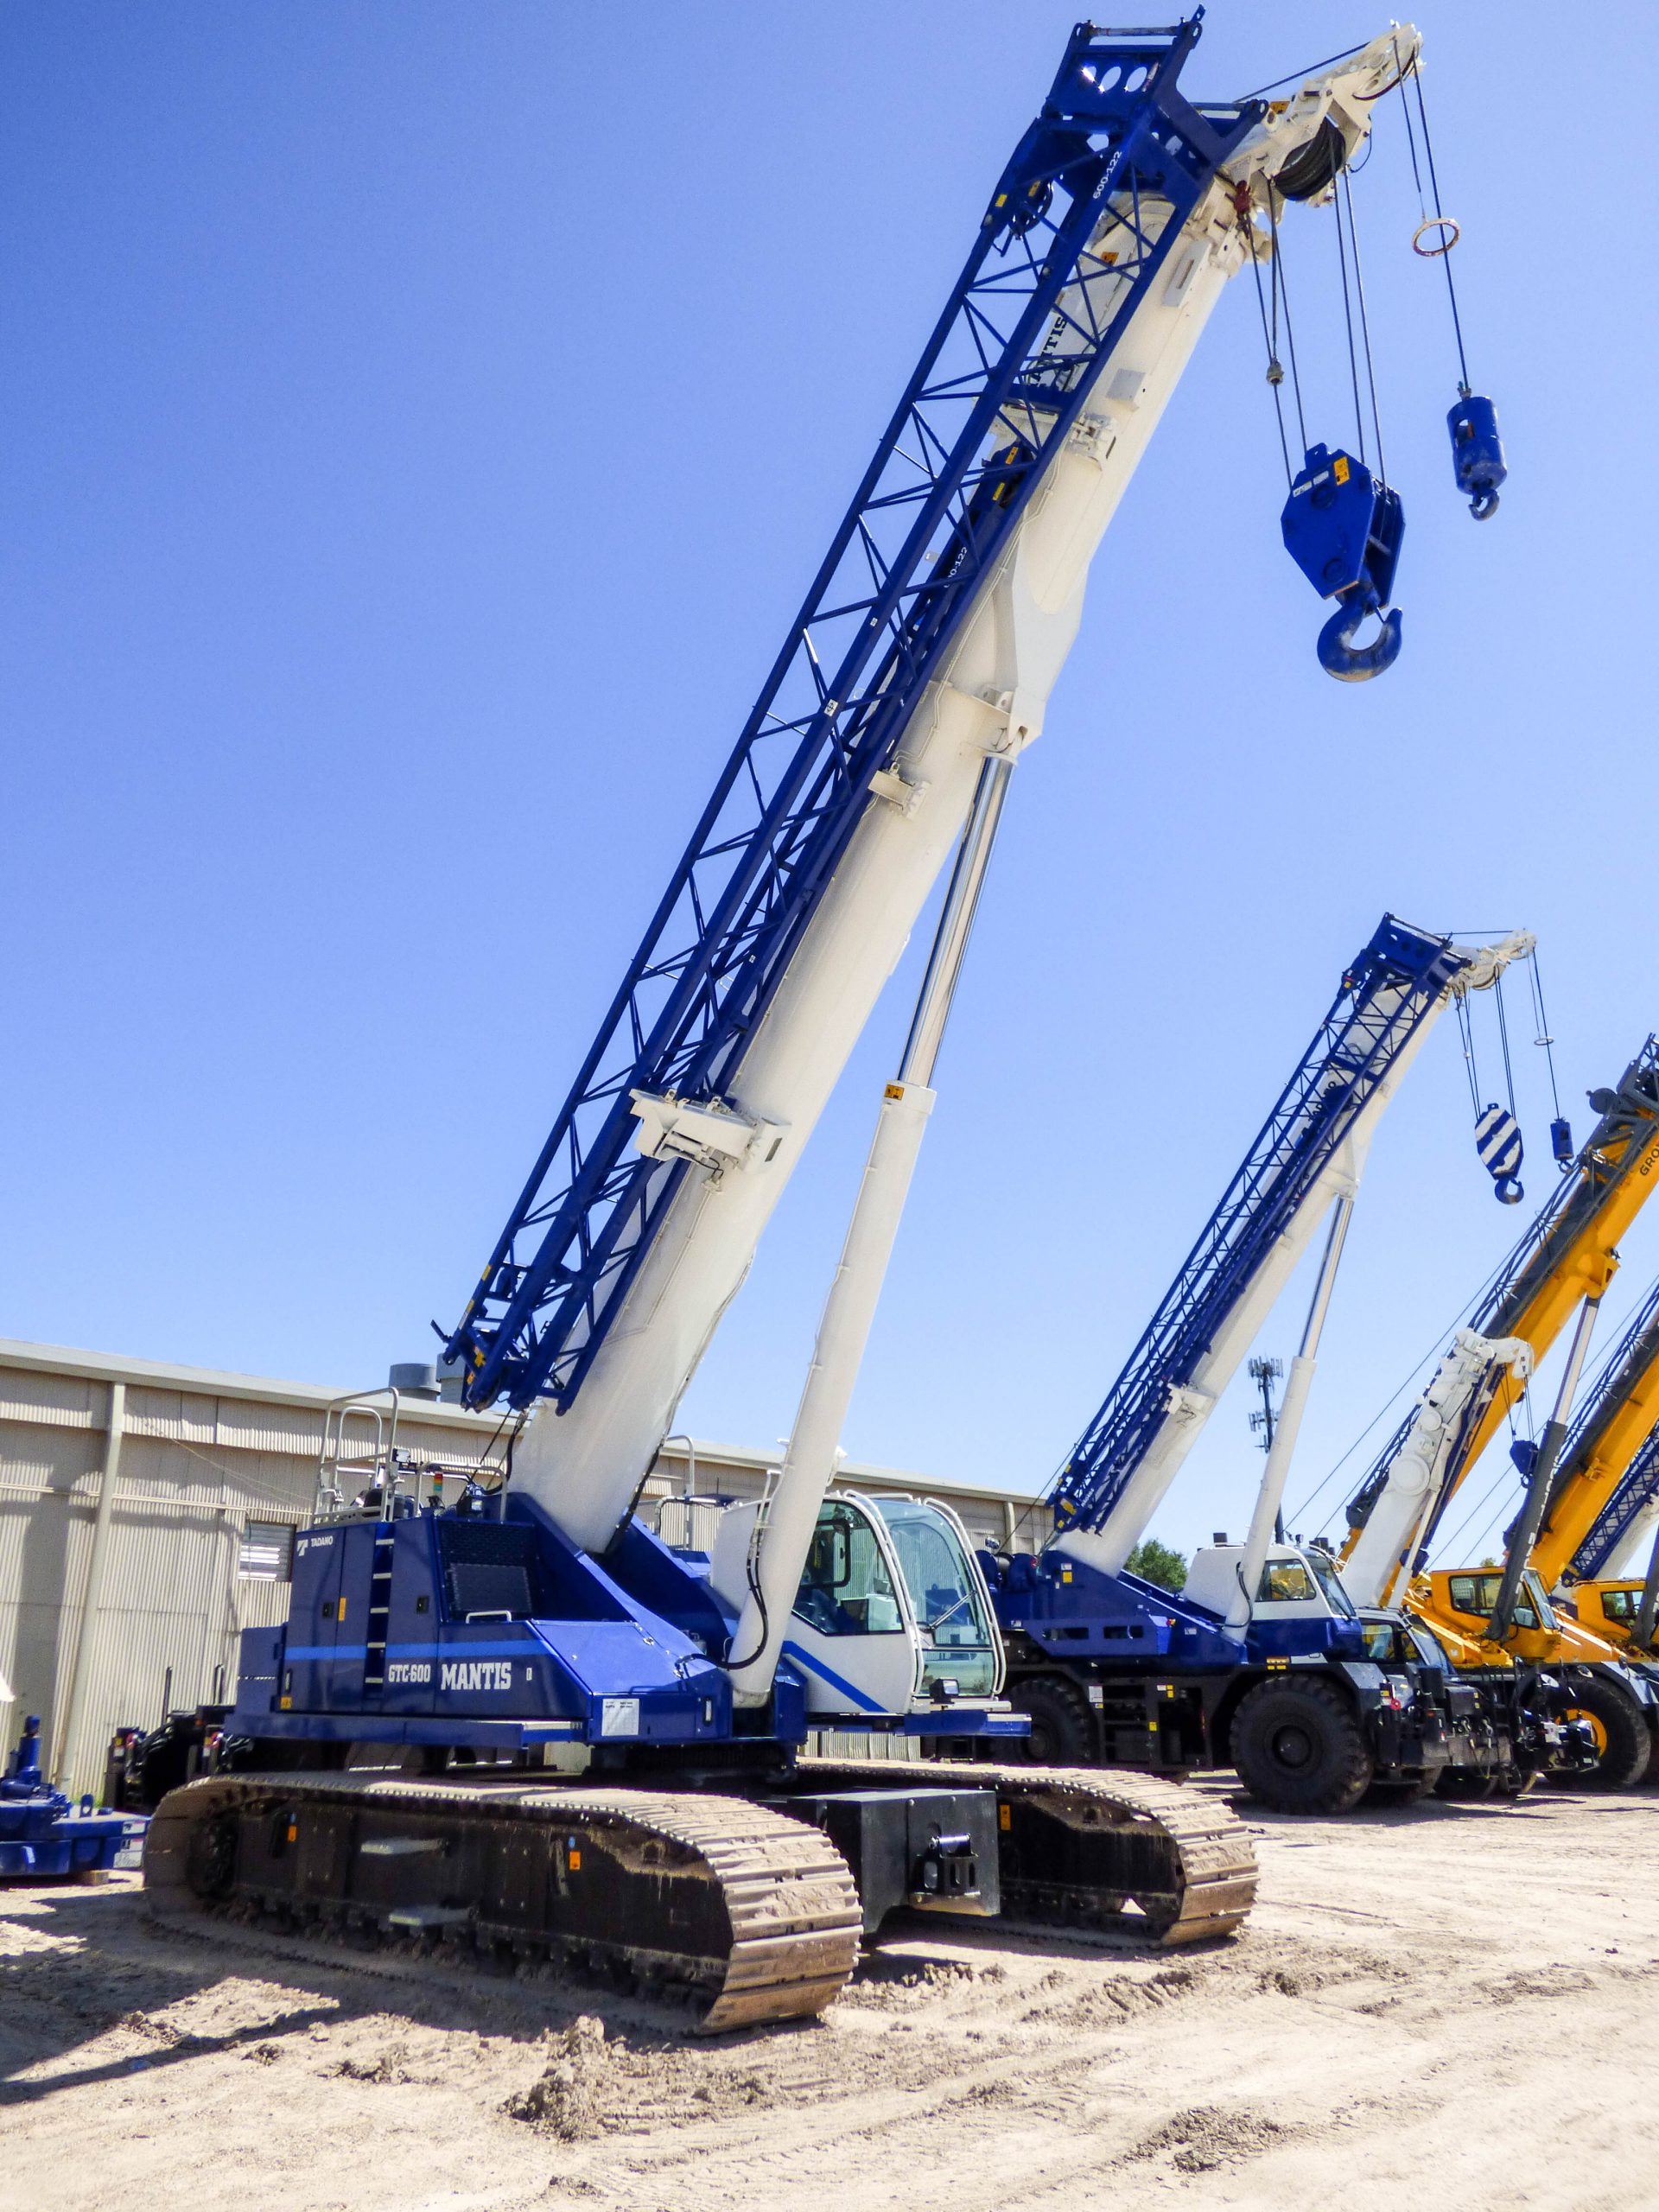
[1281,443,1404,682]
[0,1714,143,1879]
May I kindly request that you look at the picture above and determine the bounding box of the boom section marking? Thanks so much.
[445,22,1262,1411]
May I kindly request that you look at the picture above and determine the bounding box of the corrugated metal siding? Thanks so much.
[0,1370,97,1430]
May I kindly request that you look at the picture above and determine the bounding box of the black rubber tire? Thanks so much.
[1562,1673,1652,1789]
[1230,1677,1374,1814]
[1009,1675,1096,1765]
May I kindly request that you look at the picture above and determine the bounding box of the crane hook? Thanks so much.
[1448,394,1506,521]
[1475,1103,1524,1205]
[1317,589,1404,683]
[1282,447,1405,683]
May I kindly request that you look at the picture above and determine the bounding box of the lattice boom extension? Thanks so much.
[446,21,1262,1411]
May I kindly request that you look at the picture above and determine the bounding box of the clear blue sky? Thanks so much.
[6,4,1656,1567]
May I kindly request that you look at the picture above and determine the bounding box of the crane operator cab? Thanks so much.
[1183,1541,1365,1653]
[707,1492,1003,1723]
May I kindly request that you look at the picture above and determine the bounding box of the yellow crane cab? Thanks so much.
[1560,1580,1653,1652]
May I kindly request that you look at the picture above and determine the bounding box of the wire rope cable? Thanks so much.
[1235,41,1370,104]
[1338,167,1388,487]
[1391,35,1473,391]
[1332,176,1367,466]
[1263,186,1308,454]
[1529,953,1565,1124]
[1243,200,1295,486]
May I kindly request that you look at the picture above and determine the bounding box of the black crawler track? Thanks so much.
[798,1757,1257,1945]
[144,1773,862,2032]
[143,1758,1255,2033]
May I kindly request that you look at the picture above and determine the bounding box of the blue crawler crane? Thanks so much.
[149,15,1431,2024]
[978,916,1587,1812]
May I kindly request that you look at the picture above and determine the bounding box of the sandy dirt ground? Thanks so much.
[2,1777,1655,2212]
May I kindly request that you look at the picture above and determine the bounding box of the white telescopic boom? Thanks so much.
[1226,1179,1356,1630]
[728,760,1011,1702]
[511,35,1422,1558]
[1341,1328,1534,1608]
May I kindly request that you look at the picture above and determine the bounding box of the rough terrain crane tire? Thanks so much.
[1228,1677,1373,1815]
[1007,1676,1096,1765]
[801,1755,1255,1945]
[144,1772,861,2033]
[1560,1675,1651,1790]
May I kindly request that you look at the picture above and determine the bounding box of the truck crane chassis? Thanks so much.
[145,1759,1255,2031]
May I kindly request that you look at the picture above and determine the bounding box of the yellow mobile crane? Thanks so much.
[1530,1274,1659,1656]
[1341,1039,1659,1783]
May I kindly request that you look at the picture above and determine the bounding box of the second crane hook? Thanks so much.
[1281,443,1405,683]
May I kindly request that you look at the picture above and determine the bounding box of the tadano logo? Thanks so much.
[441,1660,512,1694]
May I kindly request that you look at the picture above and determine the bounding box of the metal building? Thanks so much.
[0,1338,1037,1798]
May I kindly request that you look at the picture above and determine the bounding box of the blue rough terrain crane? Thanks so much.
[977,915,1581,1810]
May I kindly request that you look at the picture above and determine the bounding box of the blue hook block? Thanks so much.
[1448,393,1505,519]
[1282,444,1404,681]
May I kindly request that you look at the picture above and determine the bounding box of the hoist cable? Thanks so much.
[1411,64,1472,391]
[1264,188,1308,453]
[1244,209,1294,486]
[1339,167,1388,488]
[1529,953,1565,1122]
[1332,185,1367,466]
[1494,969,1520,1121]
[1236,41,1370,103]
[1394,39,1473,392]
[1454,994,1483,1116]
[1286,1239,1526,1529]
[1433,1465,1523,1568]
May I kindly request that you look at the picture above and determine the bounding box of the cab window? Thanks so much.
[1361,1620,1397,1662]
[1258,1560,1315,1602]
[1446,1572,1537,1630]
[793,1503,902,1637]
[1306,1550,1358,1618]
[1601,1587,1636,1623]
[874,1498,998,1699]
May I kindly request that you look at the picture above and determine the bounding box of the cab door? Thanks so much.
[779,1497,923,1720]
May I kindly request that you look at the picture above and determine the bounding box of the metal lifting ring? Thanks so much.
[1412,214,1461,257]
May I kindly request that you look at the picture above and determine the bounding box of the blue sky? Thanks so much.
[6,4,1656,1567]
